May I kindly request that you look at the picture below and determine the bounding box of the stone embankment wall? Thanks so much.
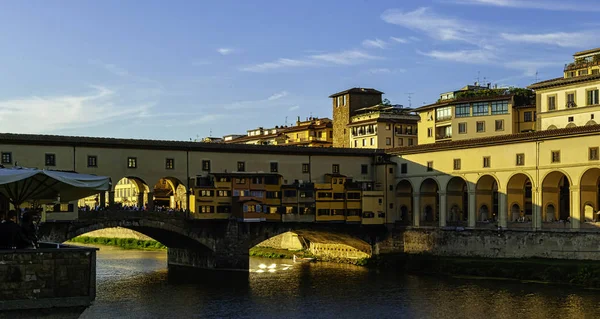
[0,244,97,311]
[75,227,153,240]
[256,231,370,260]
[400,229,600,260]
[309,242,370,260]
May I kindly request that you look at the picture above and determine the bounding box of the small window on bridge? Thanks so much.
[1,152,12,164]
[270,162,278,173]
[166,158,175,169]
[87,155,97,167]
[302,163,310,173]
[45,153,56,166]
[332,164,340,174]
[202,160,211,171]
[237,161,245,172]
[127,157,137,168]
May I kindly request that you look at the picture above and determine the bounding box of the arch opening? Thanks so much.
[153,177,188,212]
[580,168,600,224]
[78,176,150,211]
[419,178,439,226]
[476,175,498,223]
[446,177,468,225]
[395,180,413,226]
[542,171,571,225]
[507,173,533,224]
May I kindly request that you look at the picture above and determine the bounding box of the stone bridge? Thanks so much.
[38,210,391,271]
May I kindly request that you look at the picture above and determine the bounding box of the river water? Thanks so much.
[75,245,600,319]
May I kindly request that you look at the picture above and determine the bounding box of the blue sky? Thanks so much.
[1,0,599,140]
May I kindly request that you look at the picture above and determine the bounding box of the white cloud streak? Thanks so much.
[419,49,497,64]
[267,91,288,101]
[447,0,600,12]
[217,48,234,55]
[0,86,150,134]
[381,7,477,42]
[368,68,407,74]
[241,50,380,72]
[390,37,408,44]
[501,31,599,48]
[362,38,388,49]
[288,105,300,111]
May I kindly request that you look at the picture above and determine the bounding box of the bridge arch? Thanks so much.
[446,176,468,224]
[476,174,499,222]
[541,170,571,223]
[395,179,413,225]
[419,178,439,226]
[153,177,188,211]
[113,176,150,209]
[579,167,600,223]
[506,173,533,222]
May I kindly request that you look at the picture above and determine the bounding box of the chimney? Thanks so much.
[487,83,491,89]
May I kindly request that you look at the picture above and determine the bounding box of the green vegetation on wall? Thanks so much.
[69,236,166,250]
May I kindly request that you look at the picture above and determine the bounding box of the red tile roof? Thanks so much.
[329,88,384,98]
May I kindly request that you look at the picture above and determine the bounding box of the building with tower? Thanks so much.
[329,88,384,147]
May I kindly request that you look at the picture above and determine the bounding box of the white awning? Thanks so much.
[0,168,110,205]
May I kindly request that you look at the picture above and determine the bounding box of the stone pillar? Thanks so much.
[147,192,154,211]
[99,192,106,209]
[438,191,447,227]
[532,187,542,230]
[138,192,145,209]
[412,193,420,228]
[108,191,115,210]
[570,186,581,230]
[468,191,477,228]
[498,191,507,228]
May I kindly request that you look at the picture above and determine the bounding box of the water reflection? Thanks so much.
[75,246,600,319]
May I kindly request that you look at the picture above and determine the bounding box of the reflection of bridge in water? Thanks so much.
[39,210,382,272]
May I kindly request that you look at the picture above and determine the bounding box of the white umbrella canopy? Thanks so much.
[0,167,110,207]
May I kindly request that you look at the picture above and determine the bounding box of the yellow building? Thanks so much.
[224,117,333,147]
[416,86,536,145]
[348,104,419,149]
[530,48,600,130]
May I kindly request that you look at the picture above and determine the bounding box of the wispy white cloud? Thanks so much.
[241,50,380,72]
[310,50,381,65]
[368,68,407,74]
[447,0,600,12]
[500,31,598,48]
[217,48,234,55]
[409,36,421,42]
[504,60,561,76]
[288,105,300,111]
[267,91,288,101]
[390,37,408,44]
[0,86,150,134]
[240,58,316,72]
[362,38,388,49]
[419,49,497,64]
[381,7,477,42]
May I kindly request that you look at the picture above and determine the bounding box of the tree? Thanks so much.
[382,98,392,106]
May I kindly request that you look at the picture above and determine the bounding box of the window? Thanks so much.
[270,162,278,173]
[593,69,600,75]
[1,152,12,164]
[87,155,97,167]
[361,164,368,174]
[362,139,366,146]
[476,121,485,132]
[524,111,532,122]
[495,119,504,131]
[389,167,394,174]
[455,104,470,117]
[389,203,394,209]
[398,138,403,146]
[436,106,452,121]
[472,102,489,116]
[426,161,433,172]
[483,156,491,168]
[370,138,375,145]
[579,69,588,76]
[491,101,509,115]
[516,153,525,166]
[587,89,599,106]
[388,185,393,191]
[566,92,576,108]
[427,128,433,137]
[551,151,560,163]
[385,137,391,145]
[302,163,310,173]
[590,147,599,161]
[386,124,391,130]
[329,131,333,138]
[408,138,414,146]
[127,157,137,168]
[568,116,574,122]
[165,158,175,169]
[458,122,467,134]
[354,140,358,147]
[547,96,556,110]
[332,164,340,174]
[45,153,56,166]
[237,161,245,172]
[202,160,211,171]
[453,159,461,170]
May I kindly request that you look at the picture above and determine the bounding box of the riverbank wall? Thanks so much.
[0,243,97,312]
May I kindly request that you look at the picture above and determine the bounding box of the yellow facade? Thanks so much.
[348,104,419,149]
